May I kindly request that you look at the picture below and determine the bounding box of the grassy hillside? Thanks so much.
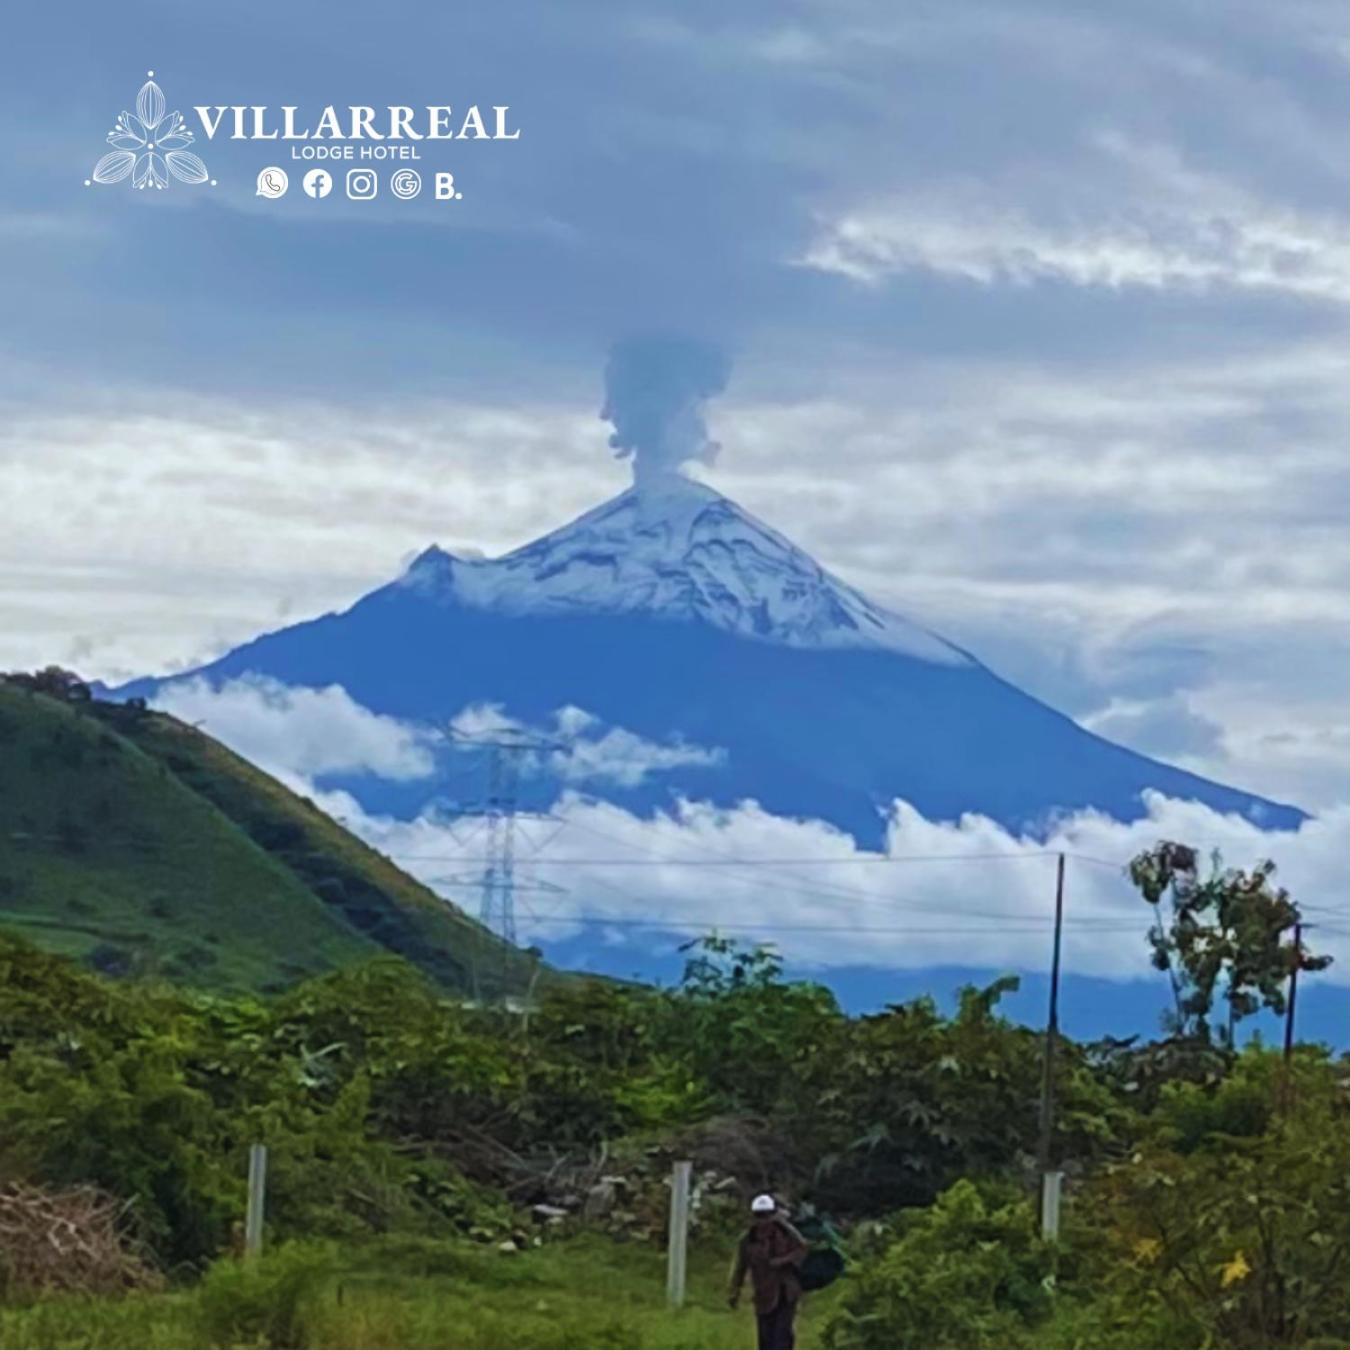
[0,680,540,997]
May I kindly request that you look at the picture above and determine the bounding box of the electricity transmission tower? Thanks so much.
[433,725,567,996]
[473,729,535,944]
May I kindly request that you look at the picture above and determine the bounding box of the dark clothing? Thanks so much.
[756,1300,797,1350]
[730,1216,808,1317]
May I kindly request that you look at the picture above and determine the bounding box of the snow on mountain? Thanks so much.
[402,478,969,665]
[116,478,1306,846]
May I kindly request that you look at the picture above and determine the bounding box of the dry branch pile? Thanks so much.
[0,1182,162,1296]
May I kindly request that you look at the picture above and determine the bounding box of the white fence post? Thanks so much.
[245,1143,268,1259]
[1040,1169,1063,1241]
[666,1160,692,1307]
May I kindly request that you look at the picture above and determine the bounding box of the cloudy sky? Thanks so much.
[6,1,1350,1007]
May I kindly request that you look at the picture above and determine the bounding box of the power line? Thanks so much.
[1066,853,1129,872]
[544,821,1132,879]
[417,855,1103,925]
[403,830,1143,932]
[436,885,1141,927]
[515,915,1146,935]
[398,849,1072,867]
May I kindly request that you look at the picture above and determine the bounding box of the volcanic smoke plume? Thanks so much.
[601,336,731,487]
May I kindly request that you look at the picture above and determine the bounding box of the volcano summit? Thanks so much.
[119,472,1304,846]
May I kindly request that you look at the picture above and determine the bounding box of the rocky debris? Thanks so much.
[531,1204,570,1227]
[489,1115,808,1248]
[582,1175,627,1222]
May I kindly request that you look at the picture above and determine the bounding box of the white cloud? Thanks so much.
[0,392,620,684]
[448,702,527,740]
[1084,694,1227,762]
[152,676,436,782]
[449,701,725,788]
[801,136,1350,302]
[548,710,725,787]
[148,682,725,797]
[314,784,1350,986]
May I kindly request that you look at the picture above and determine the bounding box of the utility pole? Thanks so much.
[1283,920,1304,1067]
[1036,853,1066,1232]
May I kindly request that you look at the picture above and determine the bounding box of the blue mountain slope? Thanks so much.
[119,480,1304,844]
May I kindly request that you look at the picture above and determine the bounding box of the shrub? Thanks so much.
[823,1180,1056,1349]
[192,1241,338,1348]
[1088,1050,1350,1347]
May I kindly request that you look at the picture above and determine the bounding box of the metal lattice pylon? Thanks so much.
[476,733,530,944]
[432,725,568,983]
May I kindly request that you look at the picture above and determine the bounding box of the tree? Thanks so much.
[2,667,92,702]
[666,935,842,1115]
[1128,842,1329,1047]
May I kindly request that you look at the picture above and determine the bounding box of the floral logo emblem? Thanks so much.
[86,72,216,192]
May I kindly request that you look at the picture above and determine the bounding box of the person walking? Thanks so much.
[728,1194,808,1350]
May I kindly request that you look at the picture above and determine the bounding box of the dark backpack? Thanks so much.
[793,1214,848,1293]
[799,1245,846,1292]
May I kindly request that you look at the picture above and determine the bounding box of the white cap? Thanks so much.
[751,1194,776,1214]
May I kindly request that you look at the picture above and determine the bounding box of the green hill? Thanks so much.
[0,678,542,998]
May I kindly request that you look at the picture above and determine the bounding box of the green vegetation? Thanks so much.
[2,681,1345,1348]
[822,1179,1058,1349]
[0,673,541,997]
[0,1235,844,1349]
[1,907,1345,1346]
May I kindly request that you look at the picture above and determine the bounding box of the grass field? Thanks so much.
[0,684,540,997]
[0,1234,844,1349]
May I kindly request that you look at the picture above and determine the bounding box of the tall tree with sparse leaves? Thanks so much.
[1128,841,1329,1047]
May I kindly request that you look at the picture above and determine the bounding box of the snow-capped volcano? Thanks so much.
[403,478,967,664]
[118,476,1305,846]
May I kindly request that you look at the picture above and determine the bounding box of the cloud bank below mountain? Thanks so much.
[153,675,1350,989]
